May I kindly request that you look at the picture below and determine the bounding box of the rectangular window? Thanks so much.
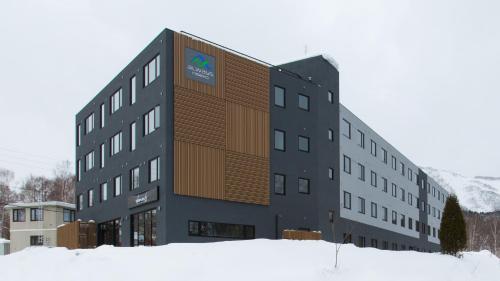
[274,86,285,107]
[76,124,81,147]
[343,155,351,174]
[358,236,366,248]
[433,227,436,237]
[114,175,122,197]
[381,148,387,164]
[110,131,123,156]
[382,177,388,193]
[343,191,351,209]
[370,140,377,156]
[110,88,123,114]
[408,193,413,206]
[100,103,105,128]
[100,143,105,169]
[371,171,377,187]
[77,159,81,182]
[298,94,309,111]
[149,157,160,182]
[130,76,137,105]
[78,194,83,211]
[382,207,388,221]
[298,135,310,152]
[409,168,413,182]
[391,156,397,170]
[144,106,160,136]
[274,173,286,195]
[144,54,160,87]
[392,183,397,197]
[342,119,351,139]
[274,129,285,151]
[409,217,413,230]
[392,211,397,225]
[188,220,255,239]
[358,130,365,148]
[433,207,436,217]
[85,113,94,134]
[63,209,75,222]
[298,178,310,194]
[30,208,44,221]
[328,129,333,141]
[100,182,108,202]
[130,167,140,190]
[358,163,365,181]
[371,202,377,218]
[88,189,94,207]
[358,197,365,214]
[328,168,334,180]
[401,188,405,201]
[400,214,405,227]
[400,162,405,176]
[371,238,378,248]
[30,235,44,246]
[130,122,136,151]
[12,209,26,222]
[328,91,334,103]
[85,151,94,171]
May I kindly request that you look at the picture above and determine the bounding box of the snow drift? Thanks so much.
[0,239,498,281]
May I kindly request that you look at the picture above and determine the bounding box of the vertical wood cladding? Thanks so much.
[174,33,270,205]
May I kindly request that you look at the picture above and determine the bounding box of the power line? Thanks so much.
[0,146,63,162]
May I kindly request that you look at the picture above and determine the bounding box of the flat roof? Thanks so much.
[4,201,75,210]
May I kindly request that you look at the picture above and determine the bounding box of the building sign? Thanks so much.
[128,187,159,208]
[184,48,216,86]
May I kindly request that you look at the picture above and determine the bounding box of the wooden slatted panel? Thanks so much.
[174,33,225,98]
[174,86,225,149]
[282,230,322,240]
[225,151,269,205]
[226,102,269,158]
[225,52,269,112]
[174,140,225,200]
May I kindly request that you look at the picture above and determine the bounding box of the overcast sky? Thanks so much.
[1,0,499,185]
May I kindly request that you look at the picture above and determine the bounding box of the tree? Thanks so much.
[439,194,467,256]
[0,168,15,239]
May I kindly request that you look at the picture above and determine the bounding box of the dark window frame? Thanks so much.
[274,173,286,195]
[297,93,310,111]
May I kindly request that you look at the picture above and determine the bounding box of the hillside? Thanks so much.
[0,240,499,281]
[423,167,500,212]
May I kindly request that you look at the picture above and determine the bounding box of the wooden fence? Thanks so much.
[282,230,322,240]
[57,221,97,249]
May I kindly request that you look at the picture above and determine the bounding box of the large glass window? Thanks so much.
[130,76,137,105]
[130,167,140,190]
[30,235,44,246]
[144,106,160,136]
[298,94,309,111]
[274,129,285,151]
[274,86,285,107]
[298,135,310,152]
[274,173,285,195]
[30,208,44,221]
[343,191,351,209]
[132,210,157,246]
[144,54,160,87]
[149,157,160,182]
[114,175,122,197]
[13,209,25,222]
[188,220,254,240]
[110,88,123,114]
[298,178,310,194]
[110,131,123,156]
[98,219,122,247]
[85,113,94,134]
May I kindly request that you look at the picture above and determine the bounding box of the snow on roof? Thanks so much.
[276,53,340,70]
[4,201,75,210]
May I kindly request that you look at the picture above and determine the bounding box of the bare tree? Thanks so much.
[329,211,353,268]
[51,161,75,203]
[0,168,15,239]
[490,216,499,256]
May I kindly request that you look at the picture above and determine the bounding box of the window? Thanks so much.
[400,162,405,176]
[371,239,378,248]
[392,183,397,197]
[100,143,105,169]
[144,54,160,87]
[274,174,286,195]
[274,86,285,107]
[327,91,334,103]
[30,208,43,221]
[298,136,310,152]
[433,227,436,237]
[131,210,158,246]
[400,188,405,201]
[328,129,334,141]
[409,168,413,182]
[85,151,95,171]
[343,155,351,174]
[432,186,436,197]
[144,106,160,136]
[427,204,431,215]
[382,177,388,192]
[110,131,123,156]
[358,197,365,214]
[371,202,377,218]
[30,235,44,246]
[298,94,309,111]
[382,207,388,221]
[274,129,285,151]
[408,193,413,206]
[110,88,123,114]
[130,167,140,190]
[342,119,351,139]
[114,175,122,197]
[298,178,310,194]
[77,159,81,182]
[188,220,255,239]
[100,182,108,202]
[358,236,366,248]
[328,168,334,180]
[357,130,365,148]
[76,124,81,147]
[78,194,83,211]
[400,214,405,227]
[343,233,352,243]
[391,156,397,170]
[149,157,160,182]
[381,148,387,163]
[343,191,351,209]
[88,189,94,207]
[392,211,397,225]
[371,171,377,187]
[409,217,413,230]
[100,103,105,128]
[358,163,365,181]
[130,122,136,151]
[433,207,436,217]
[392,243,398,250]
[63,209,75,222]
[98,219,122,247]
[130,76,137,105]
[13,209,25,222]
[370,140,377,156]
[85,113,94,134]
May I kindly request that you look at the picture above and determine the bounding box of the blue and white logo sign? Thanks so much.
[184,48,216,85]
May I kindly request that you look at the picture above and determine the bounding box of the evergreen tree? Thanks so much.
[439,194,467,256]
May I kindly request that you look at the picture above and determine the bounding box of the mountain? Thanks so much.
[423,167,500,213]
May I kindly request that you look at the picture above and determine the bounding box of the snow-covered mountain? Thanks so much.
[423,167,500,213]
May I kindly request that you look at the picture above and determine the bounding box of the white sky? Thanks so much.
[1,0,499,184]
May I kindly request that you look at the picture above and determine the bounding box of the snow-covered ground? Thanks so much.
[0,239,498,281]
[423,167,500,212]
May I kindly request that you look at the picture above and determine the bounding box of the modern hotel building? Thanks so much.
[75,28,448,251]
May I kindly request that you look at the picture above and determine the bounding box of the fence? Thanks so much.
[282,229,322,240]
[57,221,97,249]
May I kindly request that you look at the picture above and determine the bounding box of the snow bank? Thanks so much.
[0,240,498,281]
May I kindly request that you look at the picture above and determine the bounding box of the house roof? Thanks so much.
[4,201,75,210]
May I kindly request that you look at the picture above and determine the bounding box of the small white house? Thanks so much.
[0,238,10,255]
